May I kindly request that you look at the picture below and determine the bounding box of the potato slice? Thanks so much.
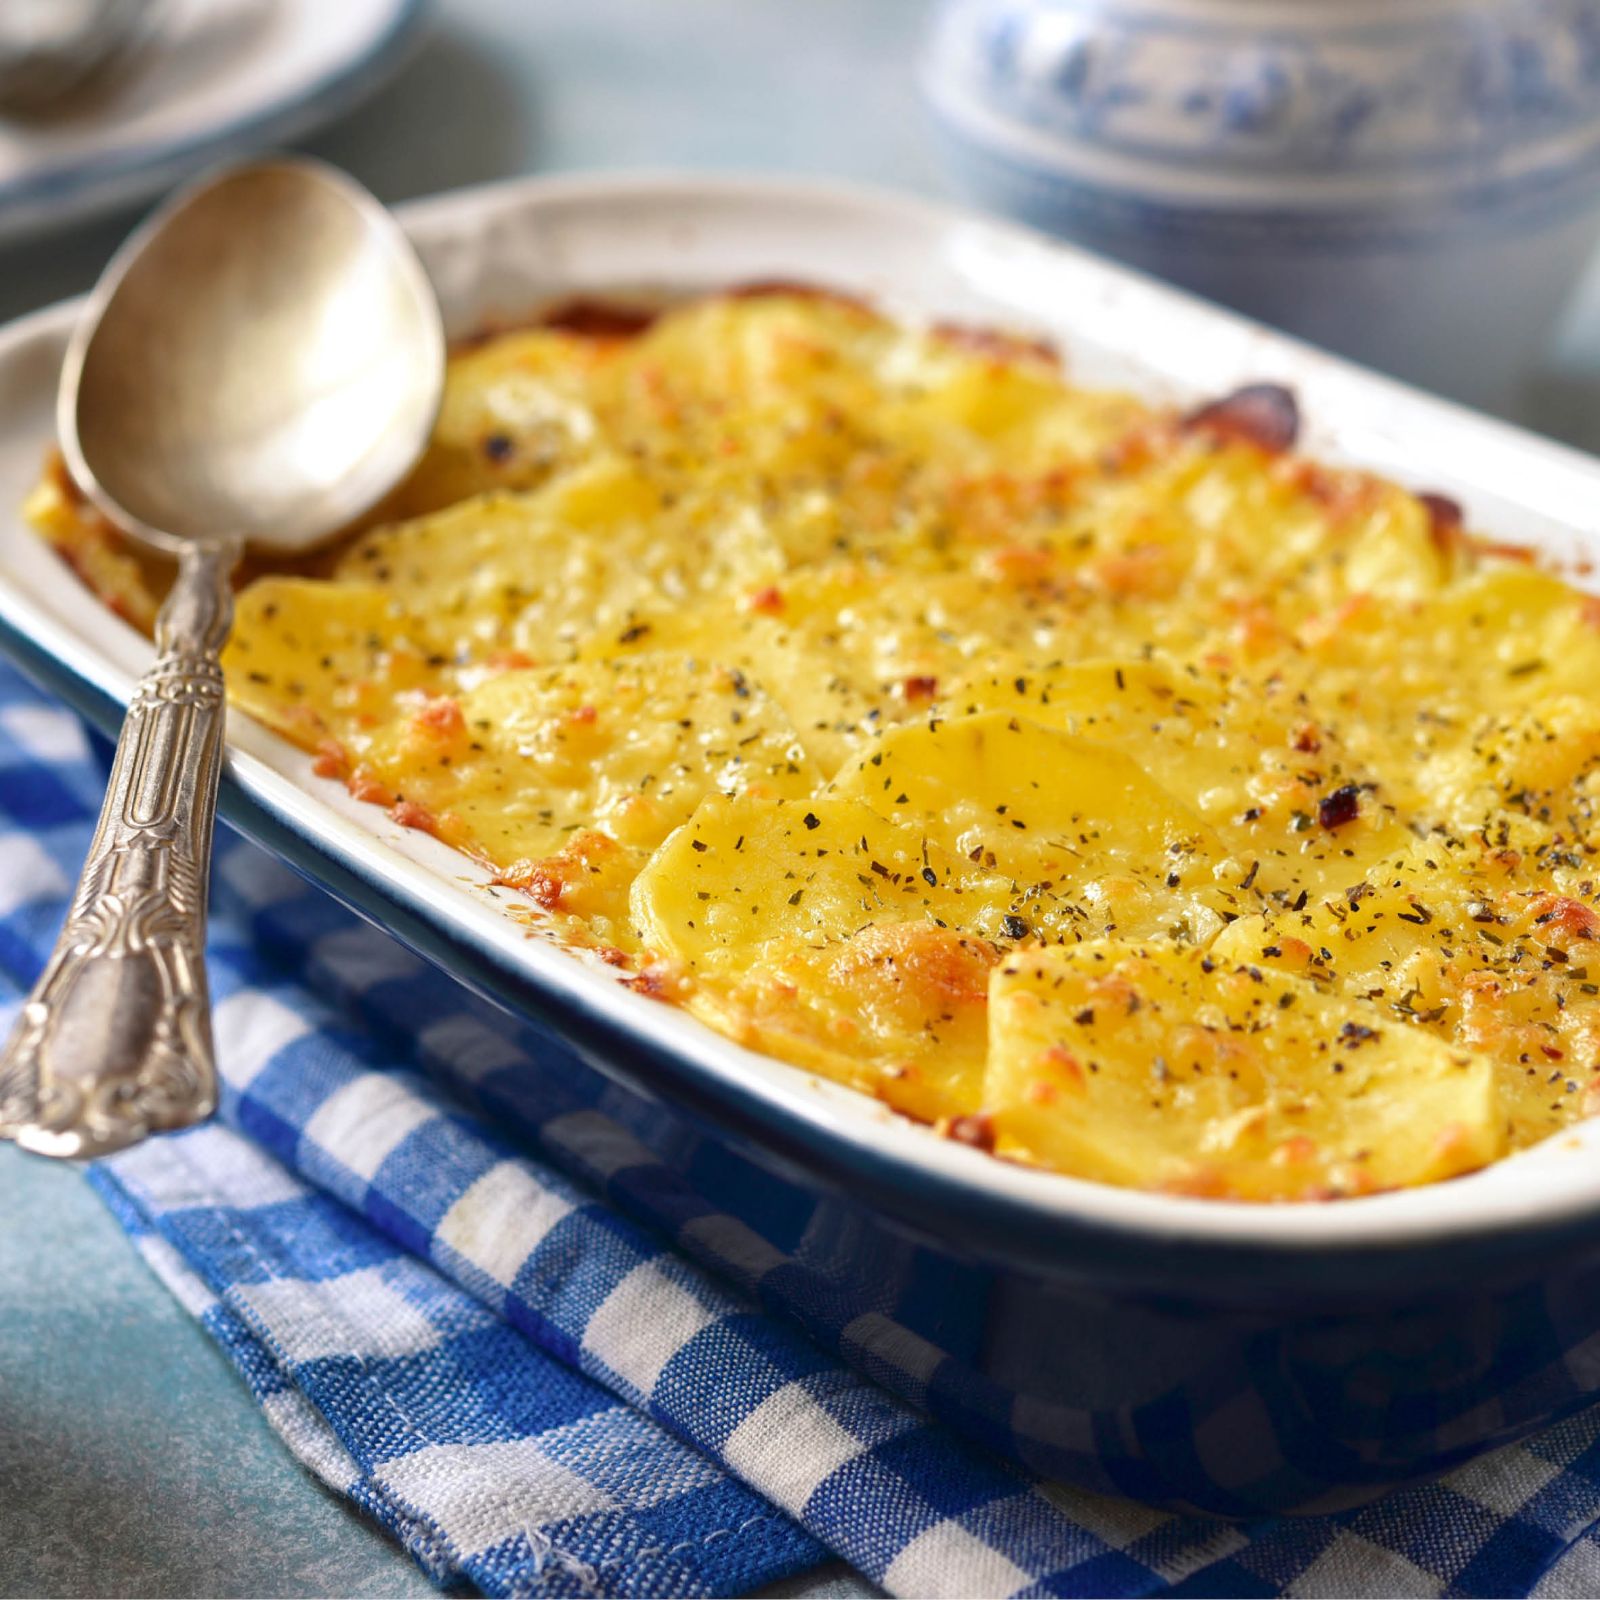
[872,337,1142,474]
[633,793,1020,960]
[616,292,1140,482]
[1437,568,1600,706]
[24,460,162,632]
[930,657,1414,905]
[580,564,1052,775]
[937,656,1224,752]
[227,598,828,951]
[394,327,623,515]
[986,941,1503,1199]
[1072,438,1449,608]
[829,711,1225,942]
[575,591,893,778]
[336,458,782,661]
[618,293,891,431]
[1289,568,1600,822]
[584,565,1246,778]
[1312,567,1600,714]
[349,653,820,867]
[631,794,1026,1114]
[934,658,1237,827]
[224,577,443,751]
[1210,838,1600,1151]
[1416,694,1600,832]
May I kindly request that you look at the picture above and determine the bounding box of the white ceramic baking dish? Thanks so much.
[6,173,1600,1512]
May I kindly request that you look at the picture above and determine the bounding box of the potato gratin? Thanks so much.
[29,289,1600,1201]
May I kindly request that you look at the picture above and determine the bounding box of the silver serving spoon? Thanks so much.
[0,158,444,1159]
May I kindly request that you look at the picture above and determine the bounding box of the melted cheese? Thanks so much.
[987,941,1502,1199]
[32,289,1600,1200]
[827,711,1227,944]
[631,794,1020,1118]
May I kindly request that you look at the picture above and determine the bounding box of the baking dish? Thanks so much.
[7,172,1600,1513]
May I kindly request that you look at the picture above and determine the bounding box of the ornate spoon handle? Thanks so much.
[0,541,237,1158]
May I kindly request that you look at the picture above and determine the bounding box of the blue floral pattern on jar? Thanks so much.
[935,0,1600,173]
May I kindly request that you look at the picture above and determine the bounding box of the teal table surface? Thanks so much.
[7,1,1600,1595]
[0,1145,438,1598]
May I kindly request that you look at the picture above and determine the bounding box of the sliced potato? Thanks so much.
[631,794,1025,1114]
[23,461,162,632]
[617,293,890,436]
[872,337,1142,474]
[336,458,782,660]
[1074,438,1449,608]
[578,563,1034,775]
[348,652,820,867]
[936,656,1225,753]
[1417,694,1600,831]
[1289,568,1600,823]
[829,710,1225,942]
[394,327,623,514]
[633,793,1021,964]
[223,577,442,750]
[1210,838,1600,1150]
[574,588,899,778]
[986,941,1503,1199]
[1314,567,1600,713]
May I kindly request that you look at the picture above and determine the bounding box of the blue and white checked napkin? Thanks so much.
[10,657,1600,1598]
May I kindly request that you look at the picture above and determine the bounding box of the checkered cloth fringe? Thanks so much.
[7,658,1600,1597]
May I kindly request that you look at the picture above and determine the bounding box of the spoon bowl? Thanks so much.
[0,158,443,1158]
[63,159,442,553]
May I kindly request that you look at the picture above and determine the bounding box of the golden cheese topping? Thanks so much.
[31,289,1600,1201]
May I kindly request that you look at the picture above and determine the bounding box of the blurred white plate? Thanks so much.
[0,0,423,244]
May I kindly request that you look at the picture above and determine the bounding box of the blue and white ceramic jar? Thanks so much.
[923,0,1600,411]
